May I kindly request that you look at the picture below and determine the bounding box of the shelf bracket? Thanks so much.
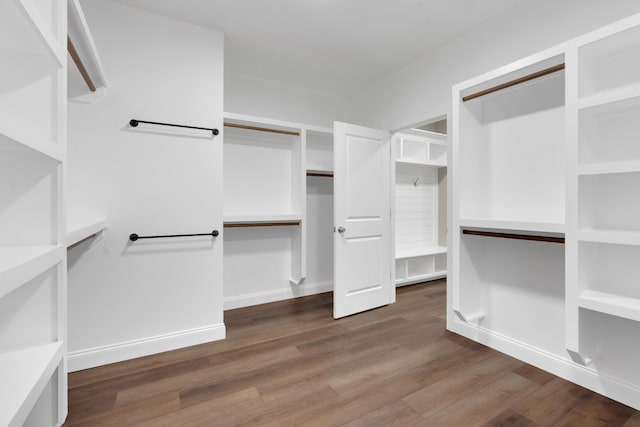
[453,310,485,324]
[567,350,592,366]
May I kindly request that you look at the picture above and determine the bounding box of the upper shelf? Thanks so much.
[66,215,107,247]
[224,214,302,228]
[67,0,107,101]
[578,84,640,110]
[1,0,64,67]
[459,219,566,235]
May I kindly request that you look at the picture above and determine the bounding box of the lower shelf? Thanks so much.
[396,270,446,286]
[578,290,640,322]
[395,249,447,286]
[0,342,64,427]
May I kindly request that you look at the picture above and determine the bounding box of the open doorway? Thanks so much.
[392,116,448,287]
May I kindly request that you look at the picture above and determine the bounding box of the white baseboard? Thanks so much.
[224,281,333,310]
[448,318,640,411]
[67,323,226,372]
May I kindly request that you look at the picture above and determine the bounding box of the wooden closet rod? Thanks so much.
[306,172,333,177]
[67,36,96,92]
[224,122,300,136]
[462,229,565,244]
[224,221,300,228]
[462,63,565,102]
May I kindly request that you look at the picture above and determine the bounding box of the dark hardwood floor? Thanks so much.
[64,280,640,426]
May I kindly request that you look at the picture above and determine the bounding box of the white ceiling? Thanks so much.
[117,0,529,95]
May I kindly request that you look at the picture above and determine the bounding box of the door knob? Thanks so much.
[338,226,346,233]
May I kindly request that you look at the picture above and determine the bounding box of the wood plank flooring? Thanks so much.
[64,280,639,426]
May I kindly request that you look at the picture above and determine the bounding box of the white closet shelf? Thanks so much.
[0,125,63,162]
[397,271,446,285]
[578,160,640,176]
[2,0,64,66]
[66,216,107,247]
[578,290,640,322]
[578,229,640,245]
[578,84,640,110]
[306,166,334,174]
[68,0,107,90]
[396,246,447,259]
[0,246,63,300]
[396,158,446,167]
[0,342,64,427]
[224,214,302,226]
[459,219,565,235]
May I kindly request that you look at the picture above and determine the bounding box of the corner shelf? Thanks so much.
[578,290,640,322]
[0,246,64,300]
[0,342,64,427]
[66,216,107,247]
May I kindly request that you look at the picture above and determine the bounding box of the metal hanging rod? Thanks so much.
[129,230,219,241]
[462,229,565,244]
[130,119,219,135]
[68,36,96,92]
[462,63,565,102]
[224,122,300,136]
[306,172,333,178]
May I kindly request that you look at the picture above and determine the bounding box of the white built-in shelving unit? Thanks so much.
[567,17,640,357]
[393,130,448,286]
[0,0,68,425]
[451,13,640,410]
[223,113,307,287]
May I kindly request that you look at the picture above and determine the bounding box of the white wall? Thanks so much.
[66,0,225,371]
[225,71,349,128]
[349,0,640,130]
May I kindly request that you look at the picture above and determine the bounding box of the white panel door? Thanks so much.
[334,122,392,319]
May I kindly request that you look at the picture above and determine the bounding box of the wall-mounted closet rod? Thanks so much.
[462,63,565,102]
[67,36,96,92]
[130,119,219,135]
[224,122,300,136]
[129,230,219,241]
[224,222,300,228]
[306,172,333,177]
[462,229,565,244]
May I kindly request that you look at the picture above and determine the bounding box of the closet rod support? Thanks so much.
[130,119,219,135]
[129,230,219,241]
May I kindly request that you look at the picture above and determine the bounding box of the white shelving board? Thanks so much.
[0,342,64,427]
[578,229,640,246]
[396,246,447,259]
[66,216,107,247]
[578,290,640,322]
[223,214,302,225]
[578,160,640,176]
[459,218,566,235]
[577,84,640,110]
[0,246,63,300]
[396,159,445,168]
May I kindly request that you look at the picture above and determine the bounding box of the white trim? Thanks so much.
[224,281,333,310]
[67,323,226,372]
[448,319,640,410]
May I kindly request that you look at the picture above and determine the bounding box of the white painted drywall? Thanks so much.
[349,0,640,130]
[225,71,349,128]
[66,0,225,370]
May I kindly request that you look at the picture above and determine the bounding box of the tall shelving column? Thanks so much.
[567,16,640,360]
[0,0,67,426]
[393,130,447,286]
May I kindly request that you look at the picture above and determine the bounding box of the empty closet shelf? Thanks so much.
[66,216,107,247]
[578,290,640,322]
[224,215,301,228]
[396,247,447,259]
